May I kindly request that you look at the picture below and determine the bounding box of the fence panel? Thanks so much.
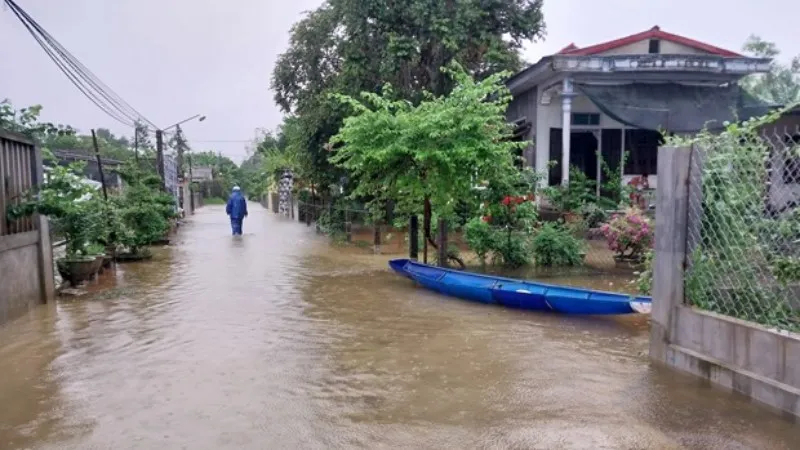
[685,130,800,332]
[0,129,38,236]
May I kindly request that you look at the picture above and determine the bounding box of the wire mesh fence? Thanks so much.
[295,199,628,274]
[685,126,800,332]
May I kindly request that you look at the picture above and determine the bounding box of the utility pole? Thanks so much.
[91,129,108,201]
[133,124,139,163]
[188,153,195,214]
[175,125,185,179]
[155,129,166,191]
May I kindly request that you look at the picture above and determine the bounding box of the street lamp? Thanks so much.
[154,114,206,190]
[162,114,206,133]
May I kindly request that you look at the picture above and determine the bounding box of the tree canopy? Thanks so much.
[270,0,545,189]
[741,35,800,105]
[329,64,523,221]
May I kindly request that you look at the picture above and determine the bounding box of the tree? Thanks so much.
[330,64,525,264]
[0,99,75,142]
[271,0,545,188]
[741,35,800,105]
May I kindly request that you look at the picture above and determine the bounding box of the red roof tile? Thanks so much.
[556,26,741,57]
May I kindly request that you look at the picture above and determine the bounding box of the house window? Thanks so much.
[571,113,600,126]
[783,134,800,184]
[649,39,660,54]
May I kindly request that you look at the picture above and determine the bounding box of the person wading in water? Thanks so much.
[225,186,248,235]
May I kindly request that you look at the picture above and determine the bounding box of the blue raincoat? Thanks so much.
[226,191,248,235]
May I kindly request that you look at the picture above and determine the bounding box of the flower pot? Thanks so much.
[585,228,605,241]
[614,256,645,271]
[56,257,101,287]
[93,255,105,274]
[116,249,153,262]
[562,212,581,224]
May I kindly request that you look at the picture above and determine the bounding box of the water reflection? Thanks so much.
[0,204,798,449]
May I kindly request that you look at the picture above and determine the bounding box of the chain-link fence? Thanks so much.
[295,199,632,276]
[685,125,800,332]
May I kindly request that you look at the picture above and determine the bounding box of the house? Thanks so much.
[50,149,124,191]
[190,166,213,182]
[506,26,772,192]
[757,108,800,214]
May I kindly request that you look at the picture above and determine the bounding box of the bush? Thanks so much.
[464,217,495,265]
[531,222,585,267]
[600,207,653,262]
[634,249,654,294]
[580,202,608,229]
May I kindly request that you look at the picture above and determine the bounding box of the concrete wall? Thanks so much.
[0,217,54,325]
[650,145,800,418]
[506,87,538,166]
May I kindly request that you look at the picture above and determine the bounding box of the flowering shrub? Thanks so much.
[600,207,653,261]
[468,193,539,267]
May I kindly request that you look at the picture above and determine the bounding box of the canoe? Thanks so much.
[389,258,652,315]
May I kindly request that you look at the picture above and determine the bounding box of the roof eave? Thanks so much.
[506,56,554,95]
[552,55,772,75]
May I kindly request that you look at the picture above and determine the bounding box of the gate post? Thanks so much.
[649,145,692,364]
[409,215,419,260]
[437,218,448,268]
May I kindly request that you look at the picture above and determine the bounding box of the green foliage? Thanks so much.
[599,150,632,208]
[741,35,800,105]
[1,99,140,162]
[672,109,800,330]
[6,150,105,258]
[579,202,609,229]
[543,166,596,213]
[464,217,495,266]
[0,100,75,142]
[271,0,545,193]
[330,64,524,223]
[113,163,175,254]
[771,256,800,285]
[531,222,585,267]
[634,249,654,295]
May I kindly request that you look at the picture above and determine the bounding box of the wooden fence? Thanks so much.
[0,129,38,236]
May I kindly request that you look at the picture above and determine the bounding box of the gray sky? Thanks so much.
[2,0,798,163]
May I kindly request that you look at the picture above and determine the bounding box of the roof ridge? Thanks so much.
[557,26,741,57]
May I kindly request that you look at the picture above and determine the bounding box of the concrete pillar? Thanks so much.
[561,77,575,186]
[649,145,692,364]
[535,92,549,190]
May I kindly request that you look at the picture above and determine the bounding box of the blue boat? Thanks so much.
[389,258,652,315]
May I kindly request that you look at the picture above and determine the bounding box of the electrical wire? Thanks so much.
[5,0,147,127]
[4,0,157,129]
[6,4,135,127]
[13,3,147,127]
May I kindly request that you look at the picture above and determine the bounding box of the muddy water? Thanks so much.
[1,204,799,449]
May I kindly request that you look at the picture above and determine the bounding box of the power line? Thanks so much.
[4,0,157,129]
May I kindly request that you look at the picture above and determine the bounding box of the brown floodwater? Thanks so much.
[1,204,799,449]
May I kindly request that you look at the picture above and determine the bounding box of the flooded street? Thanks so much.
[1,204,799,449]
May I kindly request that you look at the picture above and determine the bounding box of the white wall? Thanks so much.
[594,39,711,56]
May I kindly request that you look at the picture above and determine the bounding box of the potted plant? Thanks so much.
[600,207,654,269]
[579,202,609,240]
[7,157,108,286]
[542,167,596,222]
[113,164,173,260]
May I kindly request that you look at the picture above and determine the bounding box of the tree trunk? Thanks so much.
[423,196,465,269]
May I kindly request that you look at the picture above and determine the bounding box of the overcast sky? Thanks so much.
[2,0,798,163]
